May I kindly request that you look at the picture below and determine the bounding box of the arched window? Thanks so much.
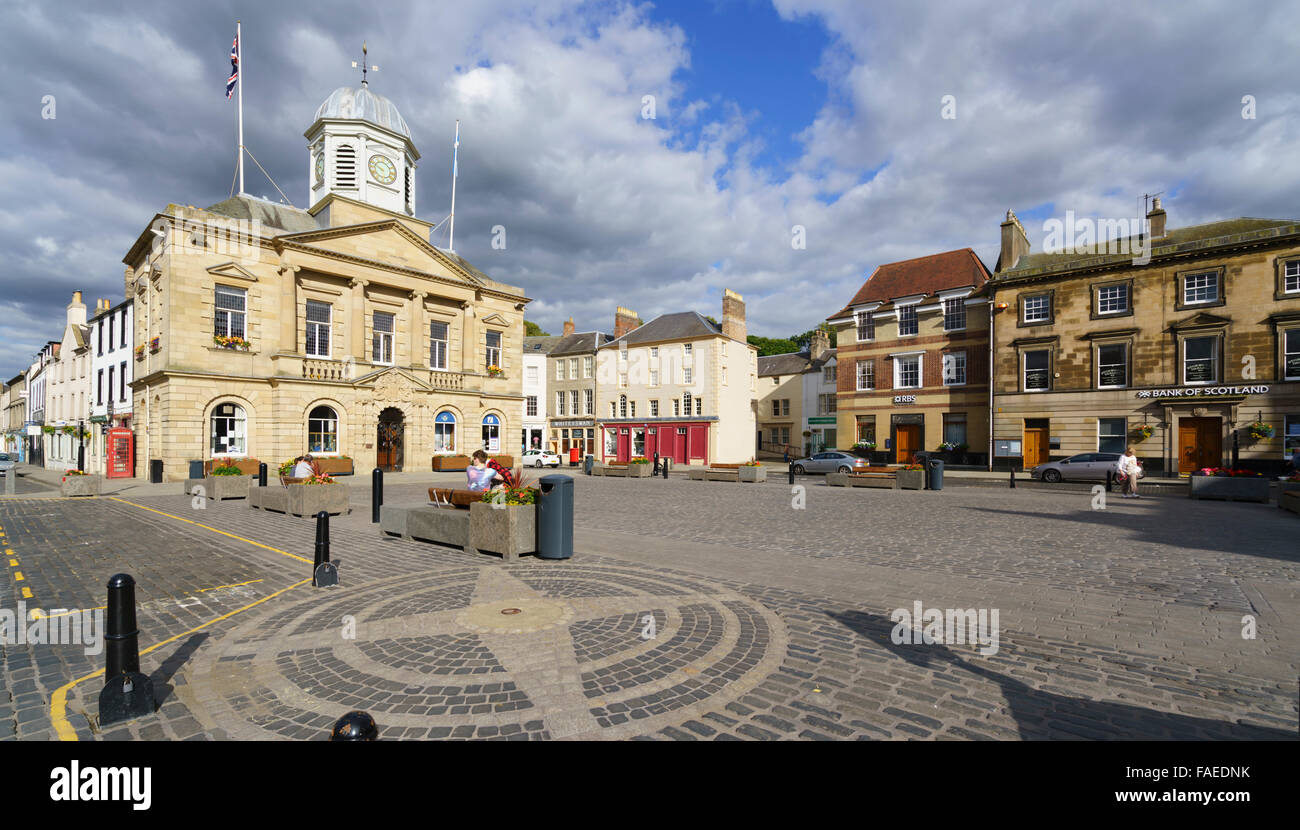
[211,402,247,456]
[619,395,627,418]
[335,144,356,189]
[434,411,457,454]
[308,405,338,453]
[481,414,501,453]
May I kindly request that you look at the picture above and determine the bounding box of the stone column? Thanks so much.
[461,301,475,375]
[410,291,427,369]
[350,279,369,364]
[278,264,300,353]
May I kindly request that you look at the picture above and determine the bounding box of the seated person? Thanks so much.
[466,450,504,492]
[292,454,318,479]
[486,455,516,489]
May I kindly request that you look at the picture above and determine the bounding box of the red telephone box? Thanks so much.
[106,428,135,478]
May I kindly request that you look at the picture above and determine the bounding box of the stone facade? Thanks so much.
[987,202,1300,473]
[122,194,526,480]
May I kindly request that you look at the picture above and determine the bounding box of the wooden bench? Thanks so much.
[428,487,482,508]
[826,471,898,489]
[687,465,766,482]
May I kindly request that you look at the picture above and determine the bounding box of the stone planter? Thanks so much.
[896,470,925,491]
[468,501,536,562]
[737,466,766,483]
[315,457,354,476]
[1188,475,1269,503]
[60,474,101,497]
[204,458,261,476]
[627,463,653,477]
[248,486,288,513]
[287,482,350,516]
[186,474,250,500]
[1277,480,1300,507]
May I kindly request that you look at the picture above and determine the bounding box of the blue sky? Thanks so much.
[1,0,1298,376]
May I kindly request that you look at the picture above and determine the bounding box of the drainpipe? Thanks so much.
[987,297,995,471]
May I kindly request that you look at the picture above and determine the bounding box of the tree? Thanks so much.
[524,320,550,337]
[791,322,837,351]
[746,335,800,357]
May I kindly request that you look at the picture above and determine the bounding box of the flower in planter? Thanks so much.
[902,463,925,471]
[213,335,251,351]
[482,486,537,506]
[629,456,652,464]
[64,469,87,476]
[1196,466,1262,477]
[486,365,505,377]
[853,441,876,450]
[277,459,296,477]
[210,461,243,476]
[1246,421,1274,441]
[302,472,335,485]
[741,459,762,467]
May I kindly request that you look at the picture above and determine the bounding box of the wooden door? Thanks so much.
[377,410,404,472]
[688,426,708,461]
[1179,417,1222,473]
[617,428,630,462]
[894,425,921,464]
[1023,427,1049,468]
[673,428,688,464]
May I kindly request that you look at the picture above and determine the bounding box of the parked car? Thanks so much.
[791,450,871,475]
[521,449,561,468]
[0,453,13,477]
[1030,452,1144,483]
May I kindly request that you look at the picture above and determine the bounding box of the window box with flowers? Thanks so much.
[134,345,145,361]
[486,365,505,378]
[149,337,161,354]
[213,335,251,352]
[60,470,101,497]
[1188,467,1269,503]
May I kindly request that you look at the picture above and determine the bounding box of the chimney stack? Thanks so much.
[614,306,641,339]
[997,210,1030,272]
[66,291,87,327]
[721,288,746,342]
[562,317,575,336]
[809,327,830,360]
[1146,196,1167,239]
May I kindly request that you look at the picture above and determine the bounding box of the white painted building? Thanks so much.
[43,292,92,471]
[88,298,134,475]
[521,334,553,453]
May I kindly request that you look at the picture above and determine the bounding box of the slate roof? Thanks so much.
[524,335,565,355]
[758,352,813,376]
[599,311,726,349]
[830,248,991,319]
[995,217,1300,281]
[550,332,613,356]
[204,195,322,234]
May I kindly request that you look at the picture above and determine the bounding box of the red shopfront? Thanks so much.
[602,422,710,464]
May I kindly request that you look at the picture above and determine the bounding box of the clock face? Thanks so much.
[368,154,397,184]
[314,153,324,184]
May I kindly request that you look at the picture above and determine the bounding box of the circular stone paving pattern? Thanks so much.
[187,563,787,740]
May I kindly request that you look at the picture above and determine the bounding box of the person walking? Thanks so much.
[1118,447,1142,498]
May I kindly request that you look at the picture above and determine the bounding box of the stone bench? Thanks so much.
[185,475,251,500]
[593,463,652,477]
[827,471,898,489]
[382,500,539,562]
[381,504,474,551]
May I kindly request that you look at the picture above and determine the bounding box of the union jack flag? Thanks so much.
[226,33,239,99]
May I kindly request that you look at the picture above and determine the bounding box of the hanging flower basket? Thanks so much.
[134,345,145,361]
[1133,424,1154,441]
[1246,421,1274,441]
[149,337,161,353]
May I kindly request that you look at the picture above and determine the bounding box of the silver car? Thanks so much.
[791,450,870,475]
[0,453,13,477]
[1031,452,1143,483]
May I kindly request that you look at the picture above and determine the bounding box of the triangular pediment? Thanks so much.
[276,220,484,288]
[1169,311,1231,331]
[480,312,511,327]
[206,261,259,282]
[351,365,431,391]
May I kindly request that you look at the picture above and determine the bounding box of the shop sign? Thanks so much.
[1135,385,1268,399]
[893,395,916,404]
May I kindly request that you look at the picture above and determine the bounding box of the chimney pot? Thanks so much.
[614,306,641,339]
[1147,197,1167,239]
[562,317,575,336]
[997,210,1030,272]
[721,288,746,343]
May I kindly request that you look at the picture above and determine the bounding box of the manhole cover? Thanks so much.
[501,608,522,616]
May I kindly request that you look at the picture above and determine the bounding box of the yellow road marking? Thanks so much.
[32,579,266,620]
[49,577,312,741]
[8,559,16,567]
[13,571,23,581]
[21,587,32,599]
[108,498,312,564]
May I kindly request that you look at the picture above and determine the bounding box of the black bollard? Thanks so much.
[662,457,669,479]
[371,467,383,523]
[314,511,338,587]
[788,461,795,485]
[1105,470,1114,492]
[1009,467,1016,488]
[258,462,268,487]
[99,573,156,727]
[653,452,660,476]
[331,710,378,741]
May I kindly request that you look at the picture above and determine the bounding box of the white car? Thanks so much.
[522,449,561,468]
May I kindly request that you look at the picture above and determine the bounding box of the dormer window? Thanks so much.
[898,305,918,336]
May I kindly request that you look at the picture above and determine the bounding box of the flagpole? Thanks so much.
[237,20,245,196]
[449,120,459,252]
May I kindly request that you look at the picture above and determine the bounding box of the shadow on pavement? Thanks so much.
[149,632,209,707]
[827,608,1295,740]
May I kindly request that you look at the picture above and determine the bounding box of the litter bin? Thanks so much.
[584,454,594,476]
[536,474,574,560]
[188,460,205,479]
[149,459,163,484]
[927,458,944,490]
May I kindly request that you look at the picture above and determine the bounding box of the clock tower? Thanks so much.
[305,78,419,216]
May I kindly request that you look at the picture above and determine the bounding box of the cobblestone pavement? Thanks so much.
[0,474,1295,741]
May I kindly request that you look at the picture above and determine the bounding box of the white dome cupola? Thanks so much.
[305,75,420,216]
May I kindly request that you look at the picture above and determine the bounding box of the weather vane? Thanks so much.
[352,41,378,86]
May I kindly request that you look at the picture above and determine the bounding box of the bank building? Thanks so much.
[123,77,527,480]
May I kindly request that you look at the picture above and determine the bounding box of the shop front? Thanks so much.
[551,418,595,459]
[600,420,713,464]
